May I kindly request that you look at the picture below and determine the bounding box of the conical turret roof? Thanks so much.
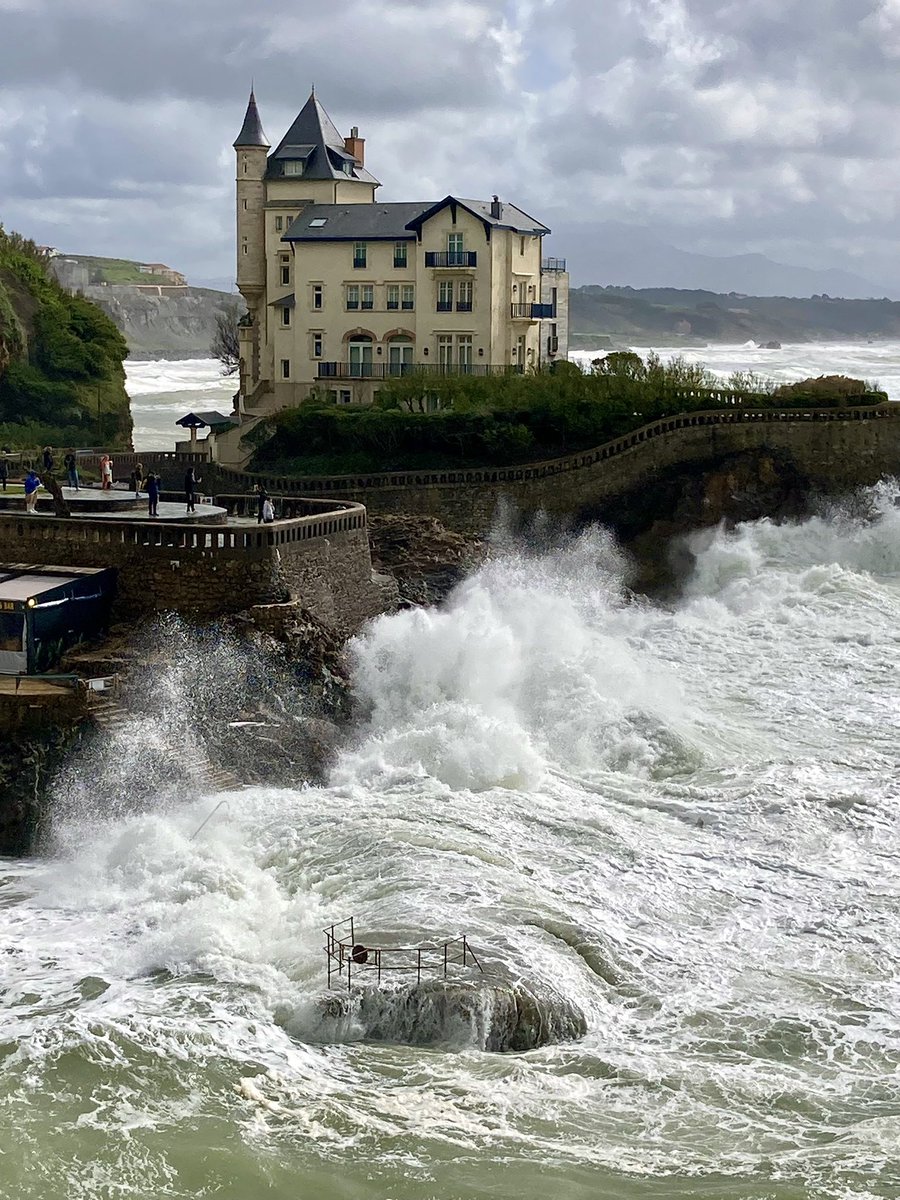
[267,91,379,185]
[233,90,269,149]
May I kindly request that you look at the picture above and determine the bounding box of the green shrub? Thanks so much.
[251,356,889,475]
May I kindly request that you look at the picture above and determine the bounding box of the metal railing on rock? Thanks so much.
[324,917,484,989]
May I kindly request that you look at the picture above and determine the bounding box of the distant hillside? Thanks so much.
[570,286,900,347]
[551,221,892,298]
[0,227,131,449]
[52,254,186,288]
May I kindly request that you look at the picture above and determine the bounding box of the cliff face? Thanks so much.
[83,284,238,360]
[0,229,132,447]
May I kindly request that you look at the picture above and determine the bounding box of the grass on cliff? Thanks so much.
[0,227,132,449]
[249,354,885,477]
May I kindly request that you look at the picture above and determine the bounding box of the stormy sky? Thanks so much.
[1,0,898,293]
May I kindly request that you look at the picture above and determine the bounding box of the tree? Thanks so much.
[211,300,246,376]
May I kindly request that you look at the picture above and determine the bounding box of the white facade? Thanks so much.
[234,90,570,412]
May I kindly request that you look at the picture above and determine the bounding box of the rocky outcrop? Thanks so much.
[368,514,485,605]
[296,977,588,1052]
[588,447,815,593]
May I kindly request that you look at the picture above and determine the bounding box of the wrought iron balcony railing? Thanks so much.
[425,251,477,268]
[511,302,556,319]
[318,362,524,380]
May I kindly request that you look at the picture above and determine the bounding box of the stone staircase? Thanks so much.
[88,696,241,792]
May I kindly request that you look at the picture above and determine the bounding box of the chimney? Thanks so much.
[344,125,365,166]
[490,194,502,219]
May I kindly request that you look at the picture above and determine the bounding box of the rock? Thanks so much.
[293,977,588,1052]
[368,514,485,606]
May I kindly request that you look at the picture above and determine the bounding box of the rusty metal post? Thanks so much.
[443,941,448,977]
[462,936,467,967]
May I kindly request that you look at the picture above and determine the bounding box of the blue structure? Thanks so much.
[0,565,116,674]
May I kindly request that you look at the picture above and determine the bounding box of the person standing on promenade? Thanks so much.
[184,466,200,514]
[133,462,144,497]
[0,455,8,492]
[100,455,113,490]
[64,450,79,490]
[146,473,161,518]
[23,470,41,513]
[255,483,268,524]
[42,446,54,473]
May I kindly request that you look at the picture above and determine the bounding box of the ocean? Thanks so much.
[126,340,900,454]
[2,344,900,1199]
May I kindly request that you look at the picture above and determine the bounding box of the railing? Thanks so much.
[436,300,453,312]
[456,300,473,312]
[0,500,368,553]
[324,917,484,990]
[511,303,554,319]
[214,403,900,497]
[425,251,477,268]
[317,362,521,380]
[542,257,566,271]
[77,450,208,473]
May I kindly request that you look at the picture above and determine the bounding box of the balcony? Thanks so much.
[511,302,556,320]
[426,251,477,268]
[456,300,473,312]
[542,257,566,271]
[436,300,453,312]
[318,362,523,380]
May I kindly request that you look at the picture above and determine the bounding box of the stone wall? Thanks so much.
[0,502,387,634]
[210,405,900,534]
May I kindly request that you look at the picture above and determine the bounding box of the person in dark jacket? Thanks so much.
[64,450,79,490]
[184,467,200,514]
[255,483,268,524]
[42,446,54,473]
[146,473,161,518]
[0,456,8,492]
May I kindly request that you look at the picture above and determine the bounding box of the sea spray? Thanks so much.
[4,496,900,1198]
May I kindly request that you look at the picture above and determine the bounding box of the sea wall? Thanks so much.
[0,502,388,634]
[206,405,900,534]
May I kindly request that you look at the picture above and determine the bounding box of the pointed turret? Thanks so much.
[267,91,379,186]
[233,89,269,149]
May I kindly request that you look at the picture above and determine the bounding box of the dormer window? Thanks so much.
[341,160,354,176]
[284,161,304,177]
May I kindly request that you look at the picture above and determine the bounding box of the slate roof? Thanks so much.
[285,203,433,242]
[407,196,550,236]
[233,90,269,149]
[284,195,550,242]
[266,92,380,186]
[176,411,235,429]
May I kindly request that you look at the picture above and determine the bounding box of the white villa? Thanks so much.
[231,88,569,418]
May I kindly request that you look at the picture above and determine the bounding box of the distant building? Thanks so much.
[138,263,187,286]
[233,89,569,411]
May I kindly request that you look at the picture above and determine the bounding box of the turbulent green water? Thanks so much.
[3,488,900,1199]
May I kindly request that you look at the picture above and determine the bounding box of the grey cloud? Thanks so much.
[1,0,899,292]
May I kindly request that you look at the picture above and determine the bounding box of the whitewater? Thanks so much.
[126,341,900,452]
[3,485,900,1199]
